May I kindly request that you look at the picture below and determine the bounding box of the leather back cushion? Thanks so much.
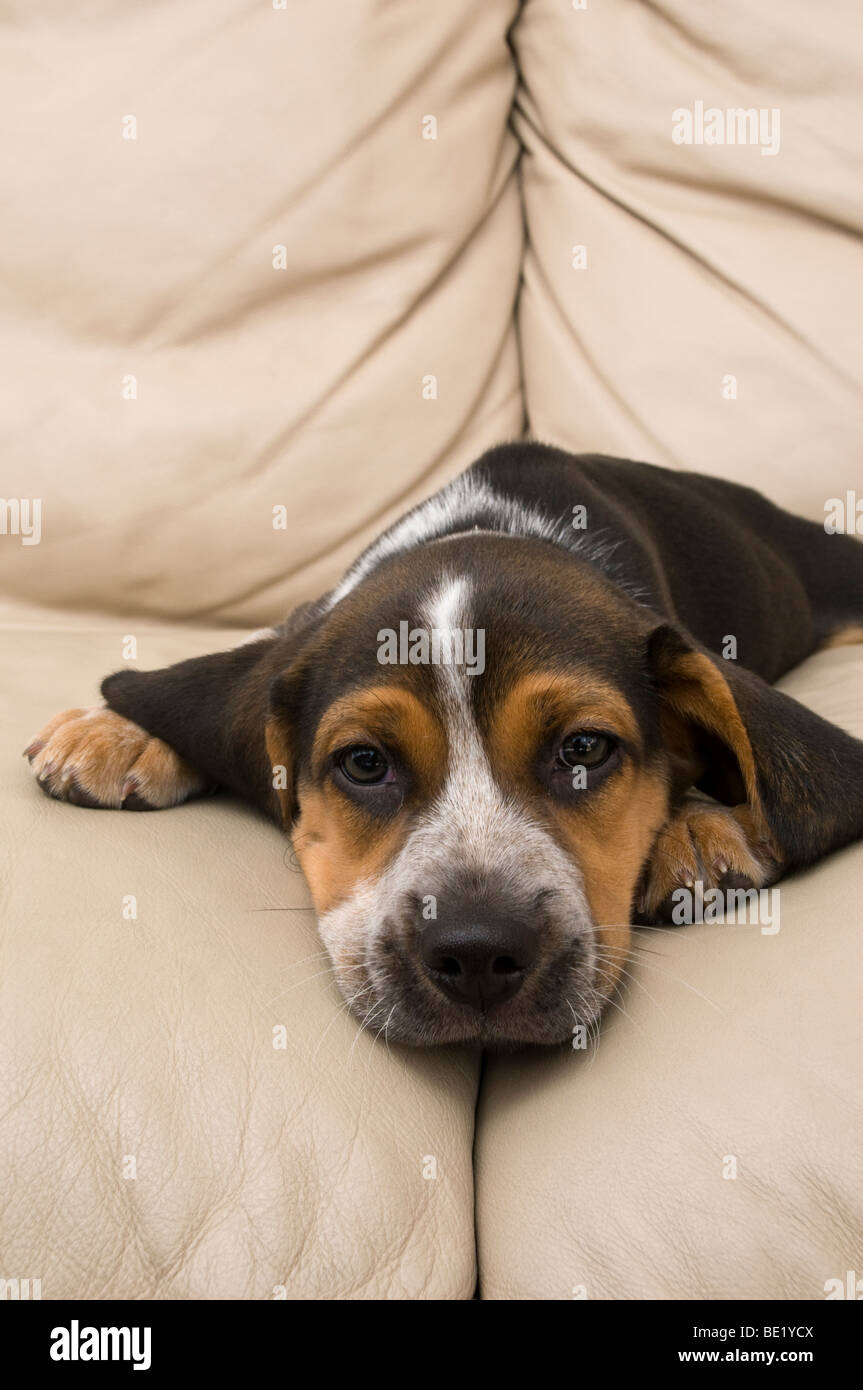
[513,0,863,519]
[0,0,523,623]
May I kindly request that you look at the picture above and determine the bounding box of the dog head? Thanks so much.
[265,533,717,1046]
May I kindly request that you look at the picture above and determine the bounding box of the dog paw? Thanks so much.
[25,707,207,810]
[638,797,778,923]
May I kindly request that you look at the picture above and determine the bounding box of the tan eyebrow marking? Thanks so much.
[311,685,447,783]
[488,670,642,780]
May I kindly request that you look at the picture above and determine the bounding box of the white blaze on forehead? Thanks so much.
[424,574,467,638]
[421,573,475,723]
[420,577,514,874]
[421,575,511,873]
[417,576,562,889]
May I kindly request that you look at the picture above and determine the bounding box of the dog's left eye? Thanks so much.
[338,745,391,784]
[557,731,615,770]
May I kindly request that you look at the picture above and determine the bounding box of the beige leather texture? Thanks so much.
[0,623,479,1299]
[476,645,863,1301]
[513,0,863,517]
[0,0,523,625]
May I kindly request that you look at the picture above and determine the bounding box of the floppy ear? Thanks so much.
[649,624,863,872]
[101,633,297,822]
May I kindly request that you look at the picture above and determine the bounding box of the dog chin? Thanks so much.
[349,999,600,1049]
[340,955,606,1049]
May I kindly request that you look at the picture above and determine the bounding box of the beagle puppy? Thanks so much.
[26,444,863,1046]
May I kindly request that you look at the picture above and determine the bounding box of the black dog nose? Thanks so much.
[420,918,538,1010]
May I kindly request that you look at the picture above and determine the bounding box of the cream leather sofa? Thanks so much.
[2,2,861,1300]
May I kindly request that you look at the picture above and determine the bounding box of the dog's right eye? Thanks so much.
[557,731,614,770]
[338,745,391,785]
